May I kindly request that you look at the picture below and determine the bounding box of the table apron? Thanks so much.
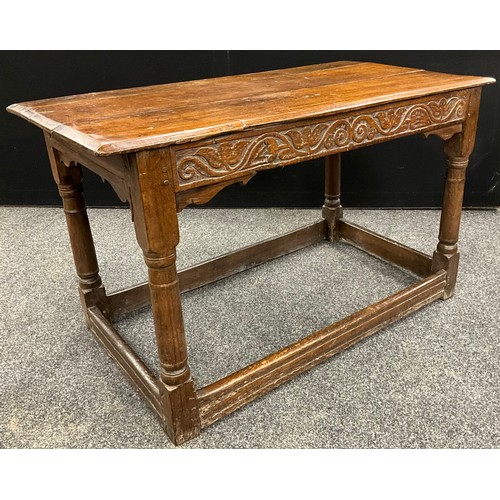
[172,89,471,191]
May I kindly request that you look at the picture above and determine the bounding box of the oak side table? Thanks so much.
[7,61,495,445]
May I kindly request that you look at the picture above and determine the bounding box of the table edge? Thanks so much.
[7,77,495,157]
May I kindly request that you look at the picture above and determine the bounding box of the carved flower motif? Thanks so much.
[408,108,432,129]
[219,141,250,166]
[375,109,405,130]
[286,124,328,150]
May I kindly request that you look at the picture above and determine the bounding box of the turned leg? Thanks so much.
[431,154,468,298]
[322,154,343,241]
[129,150,200,445]
[45,137,108,321]
[432,88,482,299]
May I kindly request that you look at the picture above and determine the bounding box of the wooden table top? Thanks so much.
[7,61,494,156]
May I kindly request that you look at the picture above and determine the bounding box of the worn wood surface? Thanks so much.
[322,154,343,241]
[339,219,433,277]
[108,220,326,318]
[432,87,483,298]
[87,306,161,415]
[173,90,473,191]
[7,62,494,156]
[175,173,255,211]
[8,61,494,445]
[128,149,201,445]
[44,134,109,320]
[197,270,447,428]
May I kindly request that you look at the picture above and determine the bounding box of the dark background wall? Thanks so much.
[2,50,499,208]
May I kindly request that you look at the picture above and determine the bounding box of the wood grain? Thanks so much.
[173,91,471,189]
[339,219,433,277]
[45,135,109,320]
[432,87,483,298]
[87,306,161,416]
[7,62,494,156]
[322,154,343,241]
[8,60,494,445]
[197,271,447,428]
[129,149,201,444]
[175,173,256,211]
[108,220,326,318]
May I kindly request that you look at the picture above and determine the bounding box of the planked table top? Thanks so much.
[7,61,495,156]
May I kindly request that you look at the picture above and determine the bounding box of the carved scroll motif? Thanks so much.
[176,95,467,186]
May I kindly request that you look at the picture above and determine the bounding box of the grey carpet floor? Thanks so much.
[1,206,499,449]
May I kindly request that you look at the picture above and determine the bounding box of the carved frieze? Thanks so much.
[175,94,468,188]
